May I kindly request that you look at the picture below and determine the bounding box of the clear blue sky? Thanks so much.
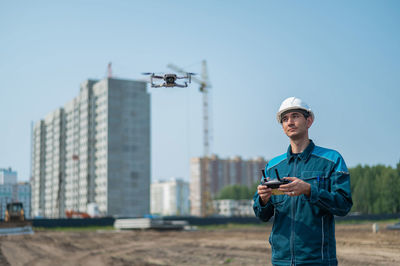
[1,1,399,182]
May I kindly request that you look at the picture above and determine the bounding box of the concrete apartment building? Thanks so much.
[151,178,190,216]
[0,168,31,219]
[31,78,150,218]
[190,155,266,216]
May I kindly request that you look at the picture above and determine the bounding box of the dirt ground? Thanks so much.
[1,223,400,266]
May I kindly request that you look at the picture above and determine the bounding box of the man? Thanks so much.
[253,97,352,266]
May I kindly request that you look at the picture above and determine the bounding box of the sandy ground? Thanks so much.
[1,223,400,266]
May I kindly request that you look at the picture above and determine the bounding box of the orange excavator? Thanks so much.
[65,203,100,218]
[65,210,91,218]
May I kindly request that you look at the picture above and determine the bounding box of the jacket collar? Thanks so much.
[287,139,315,163]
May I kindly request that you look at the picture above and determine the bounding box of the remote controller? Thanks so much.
[260,169,290,195]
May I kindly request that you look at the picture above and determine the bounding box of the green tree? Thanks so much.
[351,165,375,214]
[216,184,254,200]
[350,162,400,214]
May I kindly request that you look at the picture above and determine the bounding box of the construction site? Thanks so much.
[3,1,400,265]
[0,222,400,265]
[2,62,400,265]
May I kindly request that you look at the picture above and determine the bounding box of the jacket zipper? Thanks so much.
[290,158,297,265]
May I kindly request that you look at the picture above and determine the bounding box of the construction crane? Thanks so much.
[167,60,213,216]
[167,60,212,157]
[107,62,112,78]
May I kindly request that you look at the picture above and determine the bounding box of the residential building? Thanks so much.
[151,178,190,216]
[31,78,150,218]
[190,155,266,216]
[0,168,17,185]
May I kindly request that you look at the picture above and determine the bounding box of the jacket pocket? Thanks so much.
[301,171,329,191]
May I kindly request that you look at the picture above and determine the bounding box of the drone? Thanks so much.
[142,72,194,88]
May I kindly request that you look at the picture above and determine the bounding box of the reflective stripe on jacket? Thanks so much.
[253,140,353,266]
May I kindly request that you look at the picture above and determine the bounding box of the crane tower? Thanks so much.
[167,60,212,156]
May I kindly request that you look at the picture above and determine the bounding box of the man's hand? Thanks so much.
[278,177,311,197]
[257,185,272,206]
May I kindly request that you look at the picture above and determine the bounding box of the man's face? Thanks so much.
[281,111,313,140]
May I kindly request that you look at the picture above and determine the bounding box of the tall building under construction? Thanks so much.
[31,78,150,218]
[190,155,267,217]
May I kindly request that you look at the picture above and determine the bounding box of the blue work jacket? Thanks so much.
[253,140,352,266]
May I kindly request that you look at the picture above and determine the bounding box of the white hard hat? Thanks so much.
[276,97,314,124]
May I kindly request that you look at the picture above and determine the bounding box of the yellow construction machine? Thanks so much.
[0,202,33,235]
[5,202,25,222]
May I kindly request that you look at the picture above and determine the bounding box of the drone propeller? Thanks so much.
[142,72,154,75]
